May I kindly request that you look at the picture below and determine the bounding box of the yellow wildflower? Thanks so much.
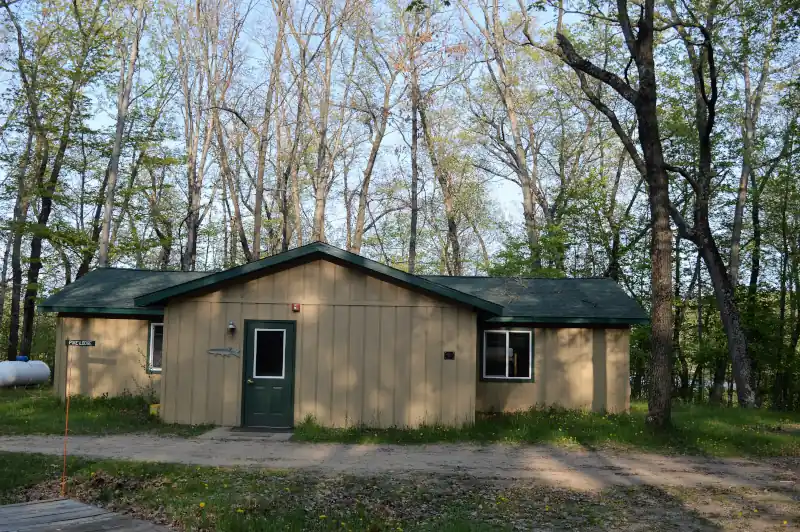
[199,502,206,509]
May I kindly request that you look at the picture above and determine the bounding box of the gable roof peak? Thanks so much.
[133,242,503,314]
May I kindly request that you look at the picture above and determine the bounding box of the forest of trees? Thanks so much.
[0,0,798,426]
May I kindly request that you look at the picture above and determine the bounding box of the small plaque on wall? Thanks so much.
[444,351,455,360]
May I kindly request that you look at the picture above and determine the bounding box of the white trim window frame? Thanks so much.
[148,322,164,373]
[253,328,287,379]
[482,329,533,380]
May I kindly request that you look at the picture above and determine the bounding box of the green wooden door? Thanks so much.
[242,320,296,428]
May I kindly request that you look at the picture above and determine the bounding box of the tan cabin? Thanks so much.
[41,243,647,429]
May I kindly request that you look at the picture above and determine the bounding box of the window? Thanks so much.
[253,329,286,379]
[482,330,532,380]
[149,323,163,373]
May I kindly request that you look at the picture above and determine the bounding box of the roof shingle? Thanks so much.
[420,276,647,324]
[39,268,210,314]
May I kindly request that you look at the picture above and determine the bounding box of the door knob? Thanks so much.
[247,379,254,384]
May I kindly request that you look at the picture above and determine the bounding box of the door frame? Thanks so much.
[240,319,297,428]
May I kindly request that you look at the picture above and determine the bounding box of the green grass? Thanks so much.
[293,401,800,457]
[4,451,793,531]
[0,387,209,437]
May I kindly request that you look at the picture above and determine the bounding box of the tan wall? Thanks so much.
[476,328,630,413]
[54,316,161,399]
[160,259,477,428]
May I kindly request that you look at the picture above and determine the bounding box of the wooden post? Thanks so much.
[61,342,70,497]
[61,339,94,496]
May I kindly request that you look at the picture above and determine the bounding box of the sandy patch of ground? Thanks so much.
[0,434,797,492]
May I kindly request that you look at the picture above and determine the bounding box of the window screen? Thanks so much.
[149,323,163,372]
[482,330,532,379]
[484,331,507,377]
[508,332,531,378]
[254,329,285,378]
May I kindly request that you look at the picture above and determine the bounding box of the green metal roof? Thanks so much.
[38,268,210,315]
[132,242,504,314]
[420,276,648,325]
[39,243,647,325]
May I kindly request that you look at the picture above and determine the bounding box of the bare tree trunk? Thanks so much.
[19,0,96,355]
[352,87,394,253]
[0,232,11,358]
[311,0,334,243]
[775,219,788,408]
[7,128,33,360]
[466,212,490,269]
[147,166,173,270]
[773,161,790,408]
[58,245,73,285]
[77,129,108,279]
[282,67,306,251]
[546,1,675,426]
[673,239,691,400]
[663,0,756,407]
[20,75,83,357]
[253,0,287,259]
[463,0,542,267]
[728,4,776,287]
[181,135,201,271]
[290,161,302,248]
[418,102,461,275]
[98,3,146,267]
[749,177,762,303]
[727,364,734,406]
[156,224,172,269]
[710,356,728,404]
[214,112,252,262]
[697,257,705,402]
[408,64,420,274]
[693,220,756,406]
[181,123,213,271]
[789,237,800,409]
[174,1,220,271]
[640,104,674,427]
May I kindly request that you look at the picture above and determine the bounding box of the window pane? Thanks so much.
[151,325,163,370]
[484,332,507,377]
[254,330,285,378]
[508,332,531,378]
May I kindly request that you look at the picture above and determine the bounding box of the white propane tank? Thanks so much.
[0,360,51,387]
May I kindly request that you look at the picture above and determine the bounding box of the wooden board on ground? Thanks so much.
[0,499,168,532]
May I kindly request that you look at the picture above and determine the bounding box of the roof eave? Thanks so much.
[485,315,649,326]
[38,305,164,316]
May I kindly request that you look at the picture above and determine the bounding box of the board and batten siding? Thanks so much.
[54,316,160,399]
[160,259,478,428]
[476,328,630,413]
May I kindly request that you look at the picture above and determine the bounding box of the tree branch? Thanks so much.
[669,201,696,240]
[573,70,646,176]
[554,33,639,104]
[664,163,701,194]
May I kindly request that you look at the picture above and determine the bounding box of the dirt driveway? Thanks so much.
[0,433,797,492]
